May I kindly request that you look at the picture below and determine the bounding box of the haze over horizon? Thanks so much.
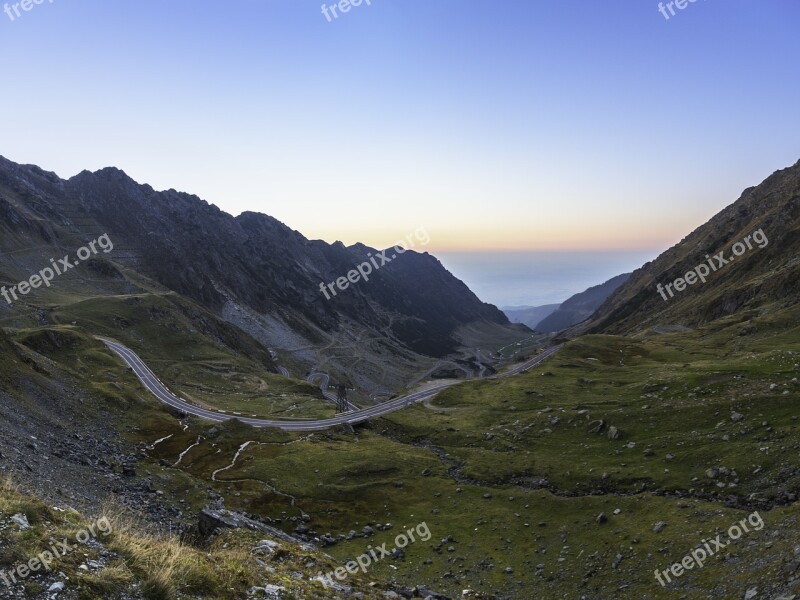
[1,1,797,253]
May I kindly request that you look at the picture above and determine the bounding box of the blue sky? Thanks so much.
[1,0,798,252]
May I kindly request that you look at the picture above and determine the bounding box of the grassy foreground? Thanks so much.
[0,476,408,599]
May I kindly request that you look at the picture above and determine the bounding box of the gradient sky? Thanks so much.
[1,0,798,253]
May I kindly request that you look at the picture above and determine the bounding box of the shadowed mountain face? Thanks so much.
[0,156,517,365]
[533,274,630,333]
[567,160,800,336]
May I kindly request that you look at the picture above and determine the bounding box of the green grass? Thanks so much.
[6,296,800,598]
[11,293,334,420]
[131,303,800,598]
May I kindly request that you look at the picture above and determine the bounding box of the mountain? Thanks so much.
[0,156,527,392]
[534,273,631,333]
[567,160,800,336]
[502,303,559,329]
[2,156,799,599]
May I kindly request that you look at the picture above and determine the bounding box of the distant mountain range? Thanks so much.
[502,273,630,332]
[501,303,559,329]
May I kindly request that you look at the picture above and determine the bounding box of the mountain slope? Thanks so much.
[0,155,526,392]
[534,273,630,333]
[566,159,800,336]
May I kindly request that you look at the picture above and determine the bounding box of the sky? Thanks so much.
[1,0,798,256]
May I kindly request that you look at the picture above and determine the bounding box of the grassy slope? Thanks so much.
[4,295,800,598]
[0,477,401,600]
[136,303,800,599]
[25,293,334,420]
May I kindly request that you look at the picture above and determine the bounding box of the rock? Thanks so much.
[414,586,448,599]
[607,426,622,440]
[10,513,30,529]
[504,567,514,574]
[706,468,719,479]
[252,539,280,556]
[48,582,65,593]
[248,584,288,599]
[596,512,608,524]
[311,575,349,592]
[653,521,667,533]
[199,507,265,536]
[731,412,745,422]
[588,420,606,434]
[198,507,313,550]
[612,553,623,569]
[744,588,758,600]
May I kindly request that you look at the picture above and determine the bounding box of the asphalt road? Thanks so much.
[97,336,563,432]
[306,372,359,412]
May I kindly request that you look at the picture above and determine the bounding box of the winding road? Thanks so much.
[97,336,563,432]
[306,372,359,412]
